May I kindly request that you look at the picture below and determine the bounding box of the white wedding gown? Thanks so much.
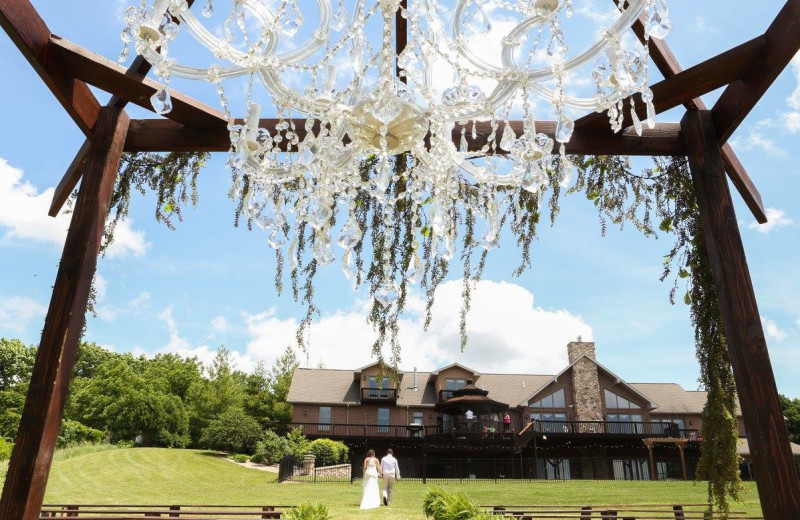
[360,459,380,509]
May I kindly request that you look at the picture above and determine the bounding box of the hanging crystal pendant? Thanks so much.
[375,280,399,307]
[499,125,516,151]
[150,87,173,115]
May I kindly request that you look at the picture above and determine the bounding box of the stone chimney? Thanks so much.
[567,341,603,422]
[567,340,596,363]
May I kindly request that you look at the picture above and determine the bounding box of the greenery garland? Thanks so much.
[102,151,743,513]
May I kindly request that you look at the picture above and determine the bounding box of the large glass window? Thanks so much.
[530,412,568,433]
[319,406,331,432]
[412,411,424,425]
[530,388,566,408]
[445,378,467,391]
[377,408,390,433]
[604,389,641,409]
[650,417,686,436]
[607,413,643,433]
[368,376,390,398]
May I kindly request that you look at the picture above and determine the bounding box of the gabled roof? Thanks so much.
[517,354,658,409]
[430,362,480,376]
[287,368,361,405]
[631,383,742,416]
[354,360,404,376]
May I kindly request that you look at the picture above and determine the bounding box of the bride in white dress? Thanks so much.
[360,449,383,509]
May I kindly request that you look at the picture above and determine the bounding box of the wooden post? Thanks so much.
[681,109,800,520]
[646,443,657,481]
[678,445,687,481]
[0,106,129,520]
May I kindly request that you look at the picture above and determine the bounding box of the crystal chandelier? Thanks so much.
[121,0,670,306]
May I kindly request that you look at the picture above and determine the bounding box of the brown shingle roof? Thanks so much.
[287,367,736,416]
[737,438,800,458]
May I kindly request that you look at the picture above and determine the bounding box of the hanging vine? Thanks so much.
[103,151,744,514]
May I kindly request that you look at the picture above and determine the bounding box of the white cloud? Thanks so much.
[0,157,150,259]
[0,295,47,334]
[762,317,788,342]
[104,219,150,259]
[784,52,800,132]
[245,280,593,374]
[157,307,253,372]
[211,315,230,333]
[730,120,786,157]
[748,207,793,233]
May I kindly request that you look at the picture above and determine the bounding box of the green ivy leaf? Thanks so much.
[659,217,673,232]
[684,291,692,305]
[164,202,174,213]
[679,268,690,279]
[420,225,431,238]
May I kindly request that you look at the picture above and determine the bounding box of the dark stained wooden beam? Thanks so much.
[614,0,767,223]
[124,118,684,156]
[681,109,800,520]
[48,36,226,128]
[0,107,130,520]
[395,0,408,81]
[0,0,101,137]
[48,0,198,218]
[712,0,800,145]
[576,35,766,130]
[48,140,92,217]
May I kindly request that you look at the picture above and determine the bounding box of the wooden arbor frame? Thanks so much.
[0,0,798,518]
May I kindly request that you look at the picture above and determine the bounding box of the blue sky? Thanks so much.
[0,0,798,397]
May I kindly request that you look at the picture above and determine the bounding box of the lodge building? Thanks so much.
[286,341,800,481]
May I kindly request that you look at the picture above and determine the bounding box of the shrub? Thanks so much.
[250,430,289,465]
[233,454,249,463]
[0,437,12,461]
[199,408,262,454]
[57,420,105,448]
[285,503,330,520]
[286,426,310,459]
[422,488,491,520]
[308,438,348,466]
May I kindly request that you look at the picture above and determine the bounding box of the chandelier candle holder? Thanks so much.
[120,0,671,307]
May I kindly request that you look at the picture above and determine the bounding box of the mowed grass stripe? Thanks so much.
[0,447,764,519]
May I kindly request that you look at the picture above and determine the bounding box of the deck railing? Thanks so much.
[293,422,423,438]
[531,420,699,438]
[360,387,398,402]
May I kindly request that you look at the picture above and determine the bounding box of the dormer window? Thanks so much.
[445,378,467,391]
[367,376,390,398]
[604,389,641,409]
[530,388,566,409]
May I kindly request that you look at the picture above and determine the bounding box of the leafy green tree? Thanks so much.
[267,345,298,425]
[0,338,35,391]
[73,342,119,379]
[145,353,203,400]
[308,438,348,466]
[250,430,290,464]
[187,345,246,443]
[70,359,189,446]
[779,394,800,444]
[286,426,310,459]
[243,361,272,426]
[199,408,262,454]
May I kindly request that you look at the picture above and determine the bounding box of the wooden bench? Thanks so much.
[481,504,764,519]
[39,504,293,519]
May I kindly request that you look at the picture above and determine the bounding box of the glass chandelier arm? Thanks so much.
[499,0,647,81]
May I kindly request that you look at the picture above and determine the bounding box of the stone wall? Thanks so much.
[314,463,352,479]
[568,342,604,422]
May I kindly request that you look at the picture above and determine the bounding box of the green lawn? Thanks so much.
[1,447,764,518]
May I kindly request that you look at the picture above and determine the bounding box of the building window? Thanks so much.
[319,406,331,432]
[604,389,641,409]
[530,388,566,409]
[530,412,568,433]
[445,378,467,391]
[377,408,390,433]
[368,376,390,398]
[412,411,424,425]
[650,417,686,436]
[606,413,643,433]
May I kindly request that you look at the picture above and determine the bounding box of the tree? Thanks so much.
[0,338,35,391]
[73,341,119,379]
[187,345,246,443]
[779,394,800,444]
[267,345,299,425]
[145,353,203,401]
[199,408,262,454]
[69,358,189,446]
